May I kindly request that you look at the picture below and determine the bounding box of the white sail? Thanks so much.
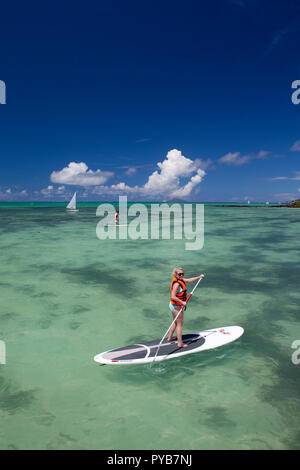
[66,192,77,210]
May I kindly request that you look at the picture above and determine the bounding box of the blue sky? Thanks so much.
[1,0,300,202]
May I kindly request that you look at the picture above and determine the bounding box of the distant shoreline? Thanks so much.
[0,201,293,207]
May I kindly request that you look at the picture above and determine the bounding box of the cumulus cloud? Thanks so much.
[218,152,251,166]
[142,149,205,198]
[40,185,67,197]
[124,167,137,176]
[256,150,269,159]
[91,182,140,196]
[218,150,269,166]
[0,187,28,200]
[87,149,206,199]
[41,185,54,196]
[50,162,114,186]
[170,170,205,198]
[47,150,206,200]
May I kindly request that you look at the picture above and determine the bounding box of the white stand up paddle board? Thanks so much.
[94,326,244,365]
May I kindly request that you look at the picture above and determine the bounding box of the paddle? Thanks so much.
[152,275,204,365]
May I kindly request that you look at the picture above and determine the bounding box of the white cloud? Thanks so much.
[41,185,54,196]
[269,176,289,181]
[0,187,28,200]
[170,170,205,198]
[290,140,300,152]
[269,171,300,181]
[218,150,270,166]
[218,152,252,166]
[91,181,140,196]
[50,162,114,186]
[273,192,296,201]
[124,167,137,176]
[194,157,214,170]
[40,185,69,198]
[263,29,289,57]
[142,149,205,198]
[142,149,204,197]
[136,138,151,143]
[88,149,206,199]
[257,150,269,159]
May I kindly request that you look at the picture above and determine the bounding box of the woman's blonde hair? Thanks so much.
[172,267,183,277]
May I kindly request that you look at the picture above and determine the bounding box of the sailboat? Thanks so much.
[66,192,79,212]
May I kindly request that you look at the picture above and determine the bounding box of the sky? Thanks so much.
[1,0,300,202]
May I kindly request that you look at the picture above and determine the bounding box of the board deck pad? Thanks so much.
[94,326,244,365]
[103,334,205,361]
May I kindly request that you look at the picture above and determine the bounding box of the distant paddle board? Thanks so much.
[94,326,244,365]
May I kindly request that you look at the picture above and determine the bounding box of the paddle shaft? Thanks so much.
[152,276,204,364]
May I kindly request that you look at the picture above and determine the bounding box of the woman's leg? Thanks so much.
[168,307,187,347]
[167,304,178,341]
[175,311,187,347]
[167,318,177,341]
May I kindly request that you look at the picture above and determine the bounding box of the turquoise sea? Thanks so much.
[0,202,299,450]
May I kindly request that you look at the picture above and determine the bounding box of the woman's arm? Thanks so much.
[184,274,205,284]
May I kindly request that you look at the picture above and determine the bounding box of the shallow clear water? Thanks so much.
[0,203,299,450]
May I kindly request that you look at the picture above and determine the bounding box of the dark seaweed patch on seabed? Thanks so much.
[203,406,237,429]
[0,207,96,233]
[230,243,268,259]
[32,291,55,299]
[30,263,60,273]
[71,305,90,315]
[0,376,37,415]
[185,315,212,331]
[61,264,136,296]
[203,267,272,295]
[246,232,293,249]
[142,307,161,319]
[127,257,169,270]
[203,258,300,296]
[238,299,300,449]
[0,312,19,321]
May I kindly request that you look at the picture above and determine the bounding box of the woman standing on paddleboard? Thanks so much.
[168,268,205,347]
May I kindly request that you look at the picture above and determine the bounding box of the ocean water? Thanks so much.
[0,202,299,450]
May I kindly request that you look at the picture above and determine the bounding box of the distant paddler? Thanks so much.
[168,268,205,348]
[115,209,119,224]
